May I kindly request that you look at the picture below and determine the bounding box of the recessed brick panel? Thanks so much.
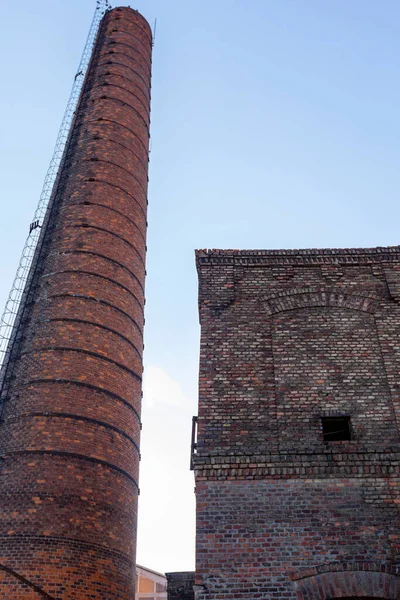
[272,307,398,451]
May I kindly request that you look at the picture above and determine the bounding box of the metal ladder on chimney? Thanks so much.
[0,0,110,408]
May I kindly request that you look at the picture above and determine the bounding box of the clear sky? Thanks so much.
[1,0,399,575]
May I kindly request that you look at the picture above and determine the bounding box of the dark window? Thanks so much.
[321,416,351,442]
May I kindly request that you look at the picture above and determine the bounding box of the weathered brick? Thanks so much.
[0,7,151,599]
[194,247,400,599]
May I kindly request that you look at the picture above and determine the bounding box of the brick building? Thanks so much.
[0,7,151,599]
[136,564,168,600]
[193,247,400,600]
[166,572,195,600]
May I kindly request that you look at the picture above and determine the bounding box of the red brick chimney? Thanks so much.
[0,7,151,598]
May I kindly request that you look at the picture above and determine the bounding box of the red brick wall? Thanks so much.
[0,7,151,599]
[194,248,400,600]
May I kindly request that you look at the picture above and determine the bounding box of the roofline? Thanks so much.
[195,245,400,272]
[136,564,166,578]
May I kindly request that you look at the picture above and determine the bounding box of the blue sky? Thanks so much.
[1,0,399,573]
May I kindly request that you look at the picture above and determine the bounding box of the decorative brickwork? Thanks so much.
[293,567,399,600]
[0,7,151,599]
[194,248,400,600]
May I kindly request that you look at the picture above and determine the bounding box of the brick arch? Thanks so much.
[293,569,399,600]
[262,286,379,315]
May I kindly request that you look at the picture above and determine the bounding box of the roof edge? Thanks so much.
[195,245,400,272]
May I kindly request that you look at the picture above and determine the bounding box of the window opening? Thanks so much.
[321,416,351,442]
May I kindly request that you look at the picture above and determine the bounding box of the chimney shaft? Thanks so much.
[0,7,152,598]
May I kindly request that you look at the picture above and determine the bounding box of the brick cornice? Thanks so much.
[196,246,400,270]
[193,450,400,480]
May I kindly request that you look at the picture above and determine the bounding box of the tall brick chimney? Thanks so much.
[0,7,151,599]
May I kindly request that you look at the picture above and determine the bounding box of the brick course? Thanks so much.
[0,7,151,599]
[194,247,400,600]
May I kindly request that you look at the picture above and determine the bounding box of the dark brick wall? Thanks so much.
[0,7,151,599]
[194,248,400,600]
[166,572,195,600]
